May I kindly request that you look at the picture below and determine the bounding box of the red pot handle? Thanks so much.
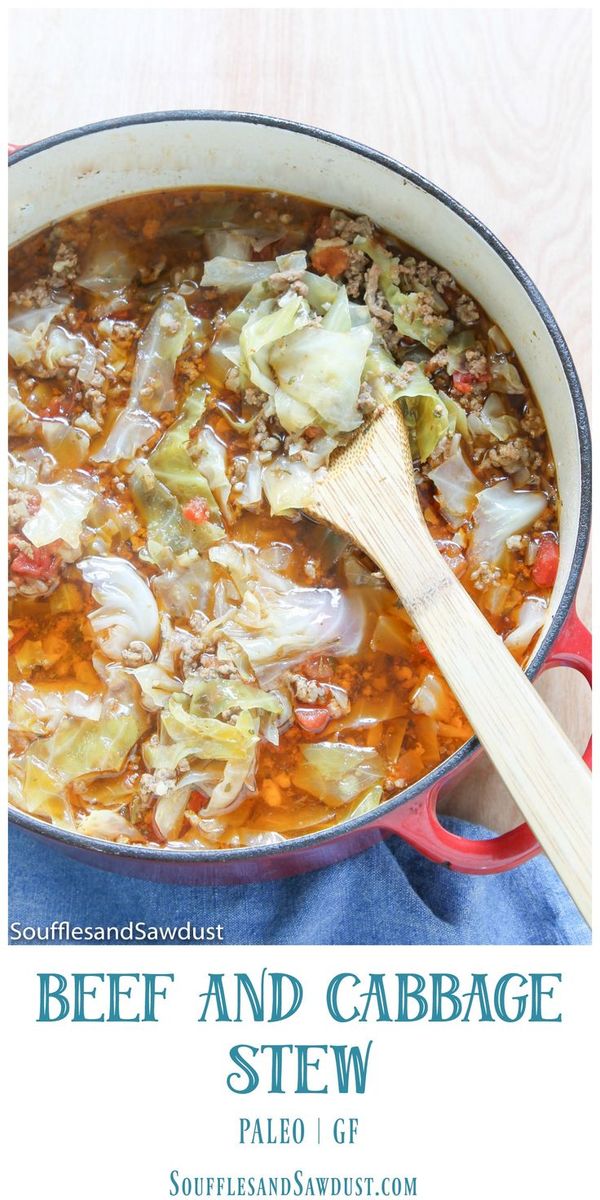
[377,604,592,874]
[540,606,592,767]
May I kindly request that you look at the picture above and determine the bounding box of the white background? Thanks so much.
[4,945,596,1198]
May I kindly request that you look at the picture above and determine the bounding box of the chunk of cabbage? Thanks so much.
[218,584,366,686]
[479,394,520,441]
[9,681,102,737]
[78,556,160,660]
[410,673,453,720]
[193,426,231,517]
[204,713,260,815]
[22,705,147,816]
[152,555,216,619]
[239,296,304,394]
[445,331,476,374]
[428,435,482,521]
[236,451,263,510]
[321,286,352,332]
[90,405,159,465]
[504,596,548,655]
[203,229,254,261]
[489,356,525,394]
[209,541,292,595]
[8,301,69,366]
[129,293,195,414]
[364,346,465,461]
[262,457,315,515]
[270,324,372,436]
[129,463,224,559]
[23,480,95,550]
[183,677,282,720]
[292,742,385,808]
[9,383,91,467]
[40,418,91,468]
[143,697,258,774]
[200,258,277,292]
[78,811,146,841]
[148,388,221,513]
[471,480,548,565]
[129,662,181,712]
[78,240,138,296]
[396,364,452,461]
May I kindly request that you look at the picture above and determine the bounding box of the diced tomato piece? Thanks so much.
[310,244,350,278]
[532,536,559,587]
[294,706,331,734]
[452,370,475,395]
[182,497,210,524]
[10,546,58,580]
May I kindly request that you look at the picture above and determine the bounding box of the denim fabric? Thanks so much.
[8,818,589,946]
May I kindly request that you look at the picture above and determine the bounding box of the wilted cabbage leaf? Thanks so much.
[78,556,160,660]
[129,293,195,413]
[271,324,372,436]
[22,706,147,815]
[78,240,138,296]
[356,237,454,351]
[200,257,278,292]
[129,463,224,560]
[504,596,548,655]
[428,435,482,520]
[148,388,221,514]
[471,480,547,565]
[261,457,315,515]
[8,301,69,367]
[23,480,95,550]
[91,405,159,465]
[292,742,384,808]
[217,583,366,686]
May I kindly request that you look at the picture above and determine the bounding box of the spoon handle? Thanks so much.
[312,418,592,925]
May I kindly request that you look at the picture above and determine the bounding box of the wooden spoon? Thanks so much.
[307,404,592,926]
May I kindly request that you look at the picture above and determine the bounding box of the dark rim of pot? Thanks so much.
[8,110,592,865]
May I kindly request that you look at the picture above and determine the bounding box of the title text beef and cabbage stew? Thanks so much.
[8,189,559,847]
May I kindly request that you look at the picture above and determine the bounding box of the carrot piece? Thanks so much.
[310,244,350,278]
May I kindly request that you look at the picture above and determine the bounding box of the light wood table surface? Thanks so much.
[9,7,591,832]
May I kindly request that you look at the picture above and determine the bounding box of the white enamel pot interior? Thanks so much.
[8,111,591,872]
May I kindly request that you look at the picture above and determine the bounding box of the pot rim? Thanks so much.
[8,108,592,865]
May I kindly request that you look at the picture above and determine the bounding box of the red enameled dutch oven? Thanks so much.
[8,112,592,885]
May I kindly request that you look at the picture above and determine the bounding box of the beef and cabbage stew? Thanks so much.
[8,188,559,848]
